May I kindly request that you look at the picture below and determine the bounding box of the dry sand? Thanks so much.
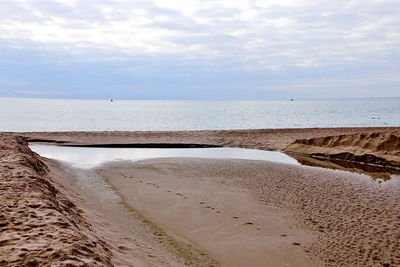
[0,135,112,266]
[14,126,400,151]
[2,127,400,266]
[285,130,400,168]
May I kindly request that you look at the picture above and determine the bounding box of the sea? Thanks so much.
[1,97,399,132]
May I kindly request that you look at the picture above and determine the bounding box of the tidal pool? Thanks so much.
[29,144,300,169]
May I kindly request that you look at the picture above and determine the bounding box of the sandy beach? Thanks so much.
[13,126,400,150]
[1,127,400,266]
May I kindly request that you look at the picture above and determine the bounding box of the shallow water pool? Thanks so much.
[29,144,300,169]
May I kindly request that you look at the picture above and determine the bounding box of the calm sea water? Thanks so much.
[1,97,399,132]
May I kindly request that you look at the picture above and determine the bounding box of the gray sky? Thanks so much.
[0,0,399,99]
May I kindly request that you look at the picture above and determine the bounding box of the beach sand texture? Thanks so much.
[1,127,400,266]
[16,126,400,151]
[0,135,218,266]
[99,159,314,267]
[0,135,113,266]
[285,130,400,167]
[101,158,400,267]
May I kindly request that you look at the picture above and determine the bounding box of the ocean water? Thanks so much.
[1,97,399,132]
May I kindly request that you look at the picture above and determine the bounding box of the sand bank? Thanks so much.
[0,135,112,266]
[99,158,400,266]
[2,127,400,266]
[0,135,217,266]
[15,126,400,151]
[98,158,315,267]
[285,130,400,168]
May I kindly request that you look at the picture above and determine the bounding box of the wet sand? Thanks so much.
[2,127,400,266]
[0,135,217,266]
[99,158,400,266]
[98,158,314,267]
[47,159,218,266]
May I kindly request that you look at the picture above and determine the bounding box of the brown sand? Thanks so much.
[98,158,315,267]
[14,126,400,151]
[0,134,217,266]
[2,127,400,266]
[0,135,112,266]
[287,153,399,180]
[101,158,400,267]
[285,130,400,167]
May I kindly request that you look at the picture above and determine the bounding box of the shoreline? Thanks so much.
[100,157,400,266]
[47,158,218,266]
[99,158,316,267]
[12,126,400,151]
[1,127,400,266]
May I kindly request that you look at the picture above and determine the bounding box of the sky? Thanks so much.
[0,0,399,100]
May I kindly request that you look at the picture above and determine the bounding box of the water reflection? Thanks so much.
[30,144,399,180]
[286,153,399,180]
[30,145,299,169]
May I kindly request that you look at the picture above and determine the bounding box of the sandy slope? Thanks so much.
[0,135,112,266]
[0,134,217,266]
[284,130,400,167]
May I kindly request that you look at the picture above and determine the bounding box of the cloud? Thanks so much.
[0,0,398,69]
[0,0,399,99]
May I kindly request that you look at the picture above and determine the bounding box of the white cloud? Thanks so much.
[0,0,399,70]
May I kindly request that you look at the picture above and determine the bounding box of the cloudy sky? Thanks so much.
[0,0,399,99]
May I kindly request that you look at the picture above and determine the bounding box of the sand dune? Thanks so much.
[285,131,400,168]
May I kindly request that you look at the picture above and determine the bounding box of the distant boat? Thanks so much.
[290,98,294,101]
[110,99,113,102]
